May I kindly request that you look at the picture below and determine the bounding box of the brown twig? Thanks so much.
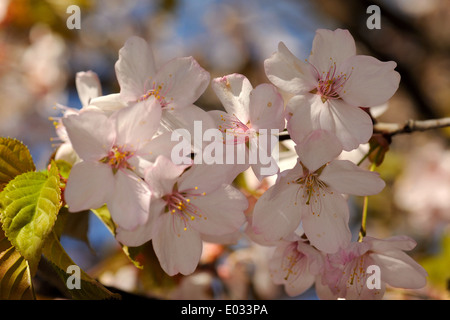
[373,117,450,137]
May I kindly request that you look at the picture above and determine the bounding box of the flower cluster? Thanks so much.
[54,29,427,299]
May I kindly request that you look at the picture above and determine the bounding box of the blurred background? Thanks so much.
[0,0,449,300]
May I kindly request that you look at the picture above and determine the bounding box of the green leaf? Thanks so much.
[54,159,72,181]
[0,228,35,300]
[0,138,35,191]
[42,232,120,300]
[0,162,61,269]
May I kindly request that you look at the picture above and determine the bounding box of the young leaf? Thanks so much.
[0,138,35,191]
[0,162,61,269]
[0,228,35,300]
[42,232,120,300]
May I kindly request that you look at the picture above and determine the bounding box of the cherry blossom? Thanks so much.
[52,71,103,164]
[209,73,285,180]
[264,28,400,151]
[63,97,174,231]
[114,36,211,134]
[252,130,385,253]
[269,238,323,297]
[316,236,428,300]
[116,156,248,275]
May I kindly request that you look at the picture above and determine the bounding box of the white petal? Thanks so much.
[211,73,252,124]
[115,197,166,247]
[340,55,400,107]
[286,94,335,145]
[178,162,236,195]
[108,170,151,231]
[153,213,203,276]
[153,56,210,109]
[320,160,385,196]
[131,131,183,177]
[144,155,188,198]
[75,71,102,108]
[249,83,285,131]
[264,42,317,95]
[369,251,427,289]
[112,98,162,148]
[62,110,115,161]
[301,192,351,253]
[55,142,79,165]
[327,99,373,151]
[188,184,247,236]
[65,161,114,212]
[308,29,356,73]
[115,36,157,102]
[161,104,216,154]
[252,181,303,242]
[296,129,343,173]
[88,93,127,115]
[366,235,418,252]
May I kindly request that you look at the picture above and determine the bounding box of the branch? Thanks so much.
[373,117,450,137]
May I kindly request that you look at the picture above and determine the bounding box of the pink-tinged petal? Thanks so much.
[62,111,115,161]
[308,29,356,74]
[340,55,400,107]
[65,161,114,212]
[115,36,157,102]
[286,94,336,146]
[249,83,285,131]
[130,131,183,177]
[144,155,188,198]
[269,241,316,297]
[264,42,317,95]
[112,98,162,148]
[115,197,166,247]
[320,160,385,196]
[211,73,252,124]
[178,162,236,195]
[369,251,427,289]
[252,182,302,242]
[75,71,102,108]
[153,213,203,276]
[366,235,418,252]
[188,184,247,236]
[295,130,343,173]
[107,170,151,231]
[327,99,373,151]
[315,276,338,300]
[153,56,210,109]
[87,94,127,115]
[302,192,351,253]
[201,230,242,245]
[162,105,216,154]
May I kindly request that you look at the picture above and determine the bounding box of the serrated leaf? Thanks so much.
[0,228,35,300]
[42,232,120,300]
[0,138,36,191]
[0,162,61,268]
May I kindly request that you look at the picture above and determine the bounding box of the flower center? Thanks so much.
[282,243,304,281]
[137,81,173,108]
[289,163,332,213]
[164,187,207,236]
[312,62,352,102]
[218,114,253,145]
[100,145,134,173]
